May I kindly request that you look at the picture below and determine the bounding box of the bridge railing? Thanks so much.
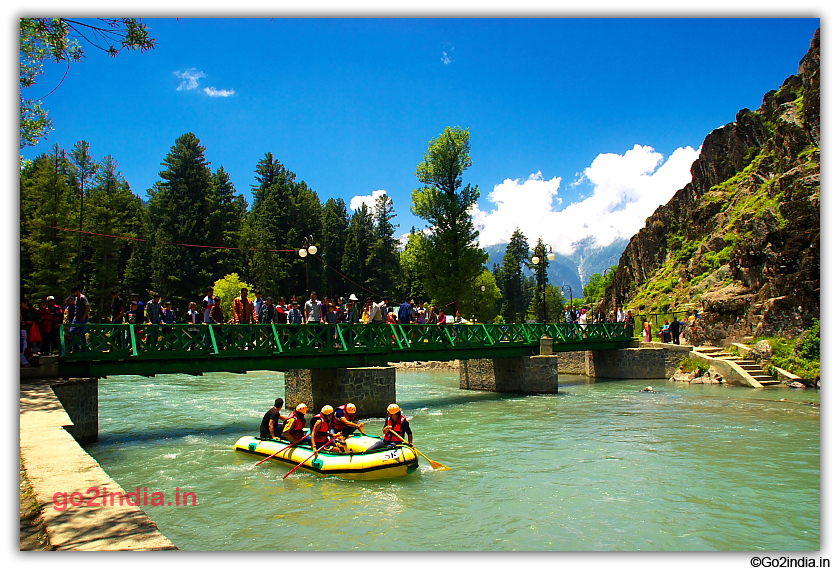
[58,322,636,362]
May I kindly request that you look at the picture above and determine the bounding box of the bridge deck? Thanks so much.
[56,323,635,377]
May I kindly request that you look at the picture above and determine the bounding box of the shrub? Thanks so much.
[679,357,709,375]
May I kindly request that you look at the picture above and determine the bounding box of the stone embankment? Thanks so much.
[20,380,177,551]
[556,342,689,379]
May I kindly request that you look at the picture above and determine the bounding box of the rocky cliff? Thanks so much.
[604,28,820,345]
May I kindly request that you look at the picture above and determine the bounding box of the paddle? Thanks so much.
[385,428,450,471]
[254,439,297,467]
[282,434,343,479]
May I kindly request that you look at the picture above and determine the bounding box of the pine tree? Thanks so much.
[147,132,214,309]
[321,197,349,297]
[528,238,550,322]
[497,228,530,322]
[367,193,400,299]
[84,156,144,320]
[69,140,97,284]
[20,145,77,301]
[205,166,245,279]
[247,153,298,297]
[291,181,323,296]
[343,203,375,297]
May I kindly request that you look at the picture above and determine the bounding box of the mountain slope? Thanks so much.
[604,28,820,345]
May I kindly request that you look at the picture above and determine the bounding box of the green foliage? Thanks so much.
[410,126,488,311]
[147,133,215,309]
[343,202,376,296]
[496,228,530,322]
[797,319,820,361]
[320,198,349,296]
[750,320,820,382]
[398,228,429,301]
[212,273,254,321]
[20,146,77,300]
[20,18,155,149]
[679,357,709,375]
[461,269,502,323]
[83,155,145,319]
[673,239,699,264]
[583,266,617,306]
[366,193,401,299]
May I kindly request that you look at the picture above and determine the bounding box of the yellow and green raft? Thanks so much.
[234,432,419,480]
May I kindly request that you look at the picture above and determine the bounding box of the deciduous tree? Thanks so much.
[411,126,487,310]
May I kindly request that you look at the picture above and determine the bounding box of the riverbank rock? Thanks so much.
[749,340,774,362]
[603,29,820,345]
[788,381,806,389]
[388,360,460,371]
[690,371,724,384]
[670,370,699,382]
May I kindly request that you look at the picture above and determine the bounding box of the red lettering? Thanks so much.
[150,492,164,506]
[70,491,84,507]
[85,486,101,507]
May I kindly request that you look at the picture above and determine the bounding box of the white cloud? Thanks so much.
[174,69,235,97]
[349,189,387,212]
[174,68,206,91]
[204,87,236,97]
[474,144,699,255]
[441,42,454,65]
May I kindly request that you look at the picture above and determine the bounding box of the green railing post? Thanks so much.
[209,325,220,354]
[129,324,138,356]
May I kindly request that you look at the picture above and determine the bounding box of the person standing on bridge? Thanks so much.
[260,398,289,439]
[398,297,414,324]
[305,291,327,348]
[282,403,310,446]
[253,290,265,323]
[259,296,278,324]
[233,288,255,325]
[383,403,412,446]
[202,287,215,324]
[70,285,90,352]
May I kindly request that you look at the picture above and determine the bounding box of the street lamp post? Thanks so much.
[560,284,573,320]
[530,244,556,323]
[298,235,317,293]
[473,283,486,324]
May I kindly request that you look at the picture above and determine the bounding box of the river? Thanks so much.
[85,369,820,551]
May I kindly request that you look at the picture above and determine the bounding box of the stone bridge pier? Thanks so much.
[459,355,560,394]
[284,367,396,418]
[48,377,100,444]
[460,339,559,394]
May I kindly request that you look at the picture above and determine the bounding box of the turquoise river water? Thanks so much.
[85,370,820,551]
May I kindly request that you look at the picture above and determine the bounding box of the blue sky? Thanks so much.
[18,17,819,253]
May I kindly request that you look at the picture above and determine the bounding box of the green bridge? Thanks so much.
[56,322,636,378]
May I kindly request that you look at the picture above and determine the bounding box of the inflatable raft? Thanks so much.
[234,432,420,480]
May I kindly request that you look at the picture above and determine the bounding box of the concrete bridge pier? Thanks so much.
[460,355,559,394]
[49,377,100,444]
[284,367,396,419]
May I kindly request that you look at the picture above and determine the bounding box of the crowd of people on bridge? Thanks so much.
[259,398,412,456]
[21,281,696,366]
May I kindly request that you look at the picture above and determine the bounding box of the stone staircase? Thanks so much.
[691,346,781,387]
